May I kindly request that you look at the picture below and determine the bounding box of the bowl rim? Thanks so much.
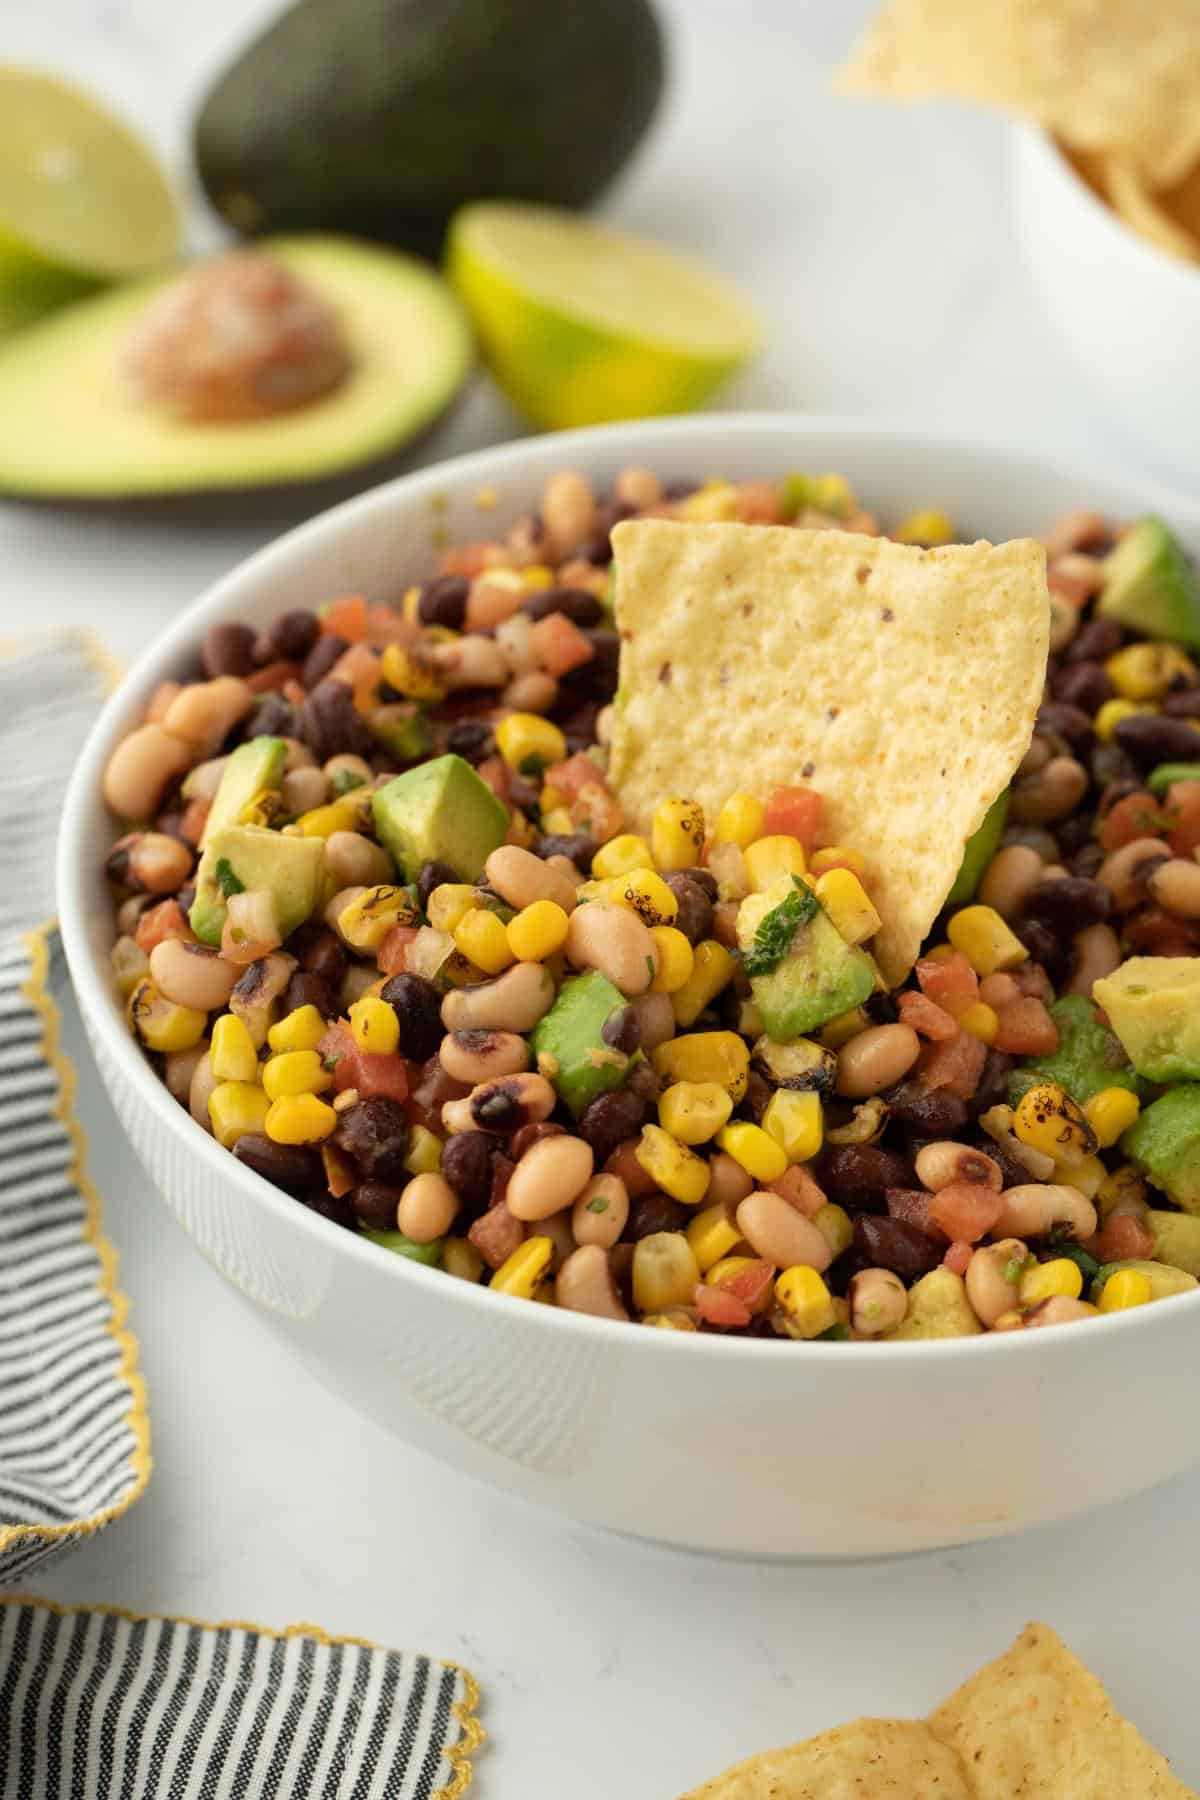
[58,409,1200,1367]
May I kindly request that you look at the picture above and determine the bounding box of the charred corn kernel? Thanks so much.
[294,795,368,839]
[813,1202,853,1260]
[1056,1152,1105,1198]
[671,940,736,1028]
[403,1125,443,1175]
[820,1006,869,1049]
[1097,1163,1147,1220]
[775,1265,836,1339]
[263,1049,331,1101]
[238,788,287,829]
[1094,697,1154,743]
[267,1005,327,1054]
[495,713,566,773]
[427,883,478,933]
[716,1121,788,1183]
[895,507,953,545]
[947,904,1029,975]
[632,1231,702,1311]
[265,1092,337,1145]
[649,926,694,993]
[611,866,678,928]
[1105,642,1196,702]
[507,899,570,962]
[651,798,706,872]
[1014,1082,1097,1167]
[349,996,401,1056]
[127,978,207,1054]
[379,641,445,700]
[442,1236,483,1281]
[813,868,881,945]
[1085,1086,1142,1147]
[207,1080,270,1148]
[338,885,420,951]
[956,1001,1000,1045]
[686,1202,743,1272]
[491,1235,554,1300]
[679,479,738,522]
[659,1081,733,1146]
[744,834,806,890]
[1019,1258,1084,1305]
[714,792,765,849]
[635,1123,711,1205]
[652,1030,749,1101]
[210,1011,259,1083]
[453,906,514,975]
[1099,1267,1153,1313]
[762,1088,823,1163]
[809,846,867,878]
[592,834,654,879]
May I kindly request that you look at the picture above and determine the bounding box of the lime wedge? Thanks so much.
[0,67,180,328]
[446,201,761,429]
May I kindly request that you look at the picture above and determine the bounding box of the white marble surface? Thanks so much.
[3,2,1200,1793]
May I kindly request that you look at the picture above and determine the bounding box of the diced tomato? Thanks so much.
[246,659,301,693]
[134,898,190,953]
[475,756,511,801]
[917,1029,988,1099]
[735,480,786,525]
[405,1054,469,1132]
[761,786,825,853]
[531,612,595,675]
[994,996,1059,1056]
[942,1240,974,1275]
[915,950,978,1007]
[1093,1215,1155,1263]
[179,798,210,846]
[364,603,409,646]
[768,1164,827,1216]
[886,1187,948,1241]
[899,990,959,1042]
[469,1200,524,1270]
[437,542,498,580]
[570,784,624,843]
[321,1141,358,1199]
[1168,781,1200,857]
[353,1052,411,1102]
[318,1022,359,1093]
[543,752,607,800]
[929,1183,1004,1243]
[693,1283,752,1328]
[720,1258,776,1311]
[377,924,419,977]
[329,642,382,709]
[320,594,368,641]
[1099,789,1168,852]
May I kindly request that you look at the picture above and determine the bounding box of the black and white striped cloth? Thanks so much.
[0,1598,481,1798]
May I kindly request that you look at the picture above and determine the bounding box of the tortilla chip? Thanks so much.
[839,0,1200,188]
[929,1622,1194,1798]
[609,520,1047,987]
[678,1718,973,1800]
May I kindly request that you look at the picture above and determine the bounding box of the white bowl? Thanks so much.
[1010,124,1200,470]
[59,413,1200,1559]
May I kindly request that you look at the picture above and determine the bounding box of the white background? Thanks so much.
[2,1,1199,1793]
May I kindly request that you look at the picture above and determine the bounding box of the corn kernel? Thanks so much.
[670,940,736,1028]
[820,1006,869,1049]
[267,1005,327,1053]
[679,479,738,523]
[686,1202,743,1272]
[442,1236,483,1281]
[403,1124,443,1175]
[809,846,867,878]
[453,907,515,975]
[1014,1082,1098,1168]
[651,798,706,872]
[744,834,806,891]
[659,1081,733,1146]
[651,1031,749,1101]
[541,806,573,835]
[956,1001,1000,1045]
[210,1011,260,1083]
[427,885,478,935]
[379,641,446,700]
[737,998,765,1038]
[775,1265,836,1339]
[635,1123,711,1205]
[610,866,678,928]
[713,792,765,849]
[1105,642,1196,702]
[293,794,370,839]
[762,1088,823,1163]
[947,904,1029,975]
[591,834,654,879]
[812,1202,853,1260]
[238,788,288,829]
[1094,697,1155,744]
[507,899,570,962]
[349,996,401,1056]
[208,1080,270,1148]
[649,926,694,993]
[265,1092,338,1145]
[263,1049,332,1102]
[338,885,420,952]
[1084,1086,1142,1148]
[1099,1267,1153,1312]
[491,1235,554,1300]
[1096,1163,1147,1221]
[813,867,881,945]
[716,1121,788,1183]
[1056,1152,1105,1198]
[127,978,207,1055]
[1019,1257,1084,1305]
[632,1231,702,1311]
[894,508,954,546]
[924,943,956,963]
[519,563,554,591]
[642,1311,698,1331]
[494,712,566,774]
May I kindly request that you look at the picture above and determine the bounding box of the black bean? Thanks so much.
[852,1213,942,1280]
[176,882,196,916]
[1091,740,1139,788]
[1071,843,1105,879]
[969,1050,1015,1118]
[299,676,375,762]
[624,1194,690,1241]
[988,1140,1036,1188]
[1114,711,1200,767]
[1015,917,1065,975]
[257,608,320,664]
[520,587,605,627]
[879,1081,968,1139]
[1051,661,1113,714]
[301,633,349,689]
[816,1145,911,1208]
[534,833,596,872]
[560,629,619,701]
[283,970,336,1018]
[378,972,445,1062]
[1055,813,1094,857]
[445,720,493,765]
[578,1088,649,1163]
[333,1096,409,1180]
[1036,700,1094,753]
[418,574,469,630]
[415,859,460,913]
[1024,875,1112,934]
[741,1070,771,1126]
[601,1006,641,1054]
[233,1133,323,1195]
[664,874,714,945]
[244,693,296,741]
[201,621,258,679]
[507,775,541,815]
[304,1190,359,1231]
[1002,825,1059,860]
[1067,617,1124,662]
[439,1131,496,1215]
[1164,689,1200,719]
[304,928,348,983]
[680,866,718,901]
[352,1181,403,1230]
[473,1087,525,1131]
[556,702,602,755]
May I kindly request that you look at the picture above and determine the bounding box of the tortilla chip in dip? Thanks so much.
[679,1718,972,1800]
[608,520,1047,986]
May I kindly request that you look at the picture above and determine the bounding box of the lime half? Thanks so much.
[0,67,180,328]
[447,201,761,429]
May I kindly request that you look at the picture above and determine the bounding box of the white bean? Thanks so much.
[736,1190,832,1272]
[566,900,658,995]
[149,938,238,1011]
[991,1184,1097,1241]
[507,1135,594,1222]
[571,1174,629,1249]
[485,845,577,913]
[397,1172,459,1243]
[556,1244,628,1320]
[103,725,193,821]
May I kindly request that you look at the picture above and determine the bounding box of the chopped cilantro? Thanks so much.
[1002,1257,1024,1285]
[330,767,366,796]
[214,858,245,898]
[586,1195,609,1214]
[817,1322,850,1341]
[740,877,819,978]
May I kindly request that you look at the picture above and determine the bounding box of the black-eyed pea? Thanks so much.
[541,470,598,558]
[486,844,577,913]
[439,1029,530,1085]
[965,1238,1029,1327]
[164,1041,209,1104]
[396,1172,460,1243]
[848,1267,908,1336]
[188,1051,217,1132]
[537,1208,576,1273]
[162,675,254,754]
[977,845,1046,920]
[991,1183,1098,1241]
[566,900,658,995]
[614,466,664,510]
[504,671,559,713]
[1148,858,1200,918]
[325,830,392,889]
[629,991,676,1051]
[149,938,238,1011]
[507,1134,595,1222]
[323,752,371,785]
[106,830,193,894]
[571,1173,629,1249]
[280,767,329,815]
[1097,837,1171,911]
[913,1140,1002,1193]
[1021,1295,1096,1328]
[1066,922,1122,997]
[1009,756,1088,825]
[704,1150,754,1210]
[103,724,193,821]
[433,634,510,691]
[441,962,556,1034]
[736,1190,831,1272]
[556,1244,629,1320]
[444,1072,557,1135]
[835,1023,920,1099]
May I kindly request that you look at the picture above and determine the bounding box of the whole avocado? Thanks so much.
[194,0,665,258]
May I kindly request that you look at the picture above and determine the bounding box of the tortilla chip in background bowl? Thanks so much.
[608,520,1048,988]
[678,1718,972,1800]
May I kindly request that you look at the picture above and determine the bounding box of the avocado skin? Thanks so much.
[193,0,665,258]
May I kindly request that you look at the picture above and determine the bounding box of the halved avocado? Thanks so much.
[0,235,472,498]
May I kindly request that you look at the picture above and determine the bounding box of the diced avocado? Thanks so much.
[372,754,508,882]
[737,877,875,1042]
[945,789,1008,908]
[1148,764,1200,797]
[190,823,324,947]
[1146,1210,1200,1277]
[1122,1087,1200,1213]
[885,1268,982,1340]
[363,1229,442,1265]
[1096,516,1200,650]
[1007,993,1146,1107]
[200,735,287,846]
[1093,957,1200,1084]
[368,704,433,765]
[530,970,632,1117]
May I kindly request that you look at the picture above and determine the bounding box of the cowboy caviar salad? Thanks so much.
[102,465,1200,1340]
